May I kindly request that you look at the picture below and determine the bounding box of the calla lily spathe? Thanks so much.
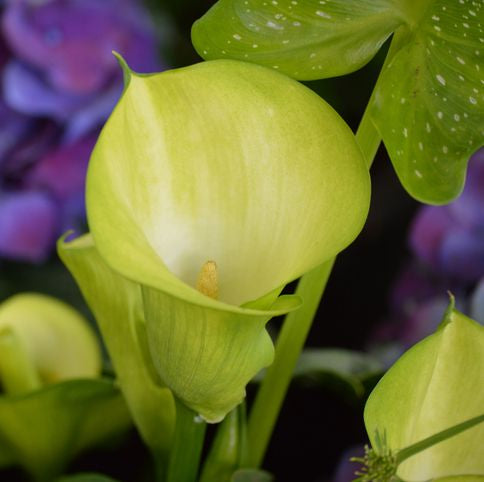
[71,59,370,422]
[364,306,484,479]
[0,293,101,387]
[0,294,130,479]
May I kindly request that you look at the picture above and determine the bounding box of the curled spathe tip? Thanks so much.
[112,51,133,88]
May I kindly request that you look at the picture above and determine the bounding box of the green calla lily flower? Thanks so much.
[0,294,131,480]
[84,59,370,422]
[0,293,101,390]
[364,304,484,480]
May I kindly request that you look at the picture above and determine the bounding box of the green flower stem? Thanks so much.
[0,327,42,395]
[246,31,406,469]
[246,259,334,468]
[166,397,207,482]
[396,413,484,465]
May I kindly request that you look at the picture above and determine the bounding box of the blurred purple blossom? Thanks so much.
[27,134,97,232]
[371,150,483,363]
[332,445,364,482]
[0,191,58,262]
[3,0,160,92]
[409,150,484,283]
[0,0,164,262]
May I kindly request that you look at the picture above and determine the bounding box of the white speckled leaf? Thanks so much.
[193,0,483,204]
[192,0,403,80]
[371,0,484,204]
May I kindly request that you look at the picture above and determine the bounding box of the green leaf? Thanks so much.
[293,348,382,398]
[192,0,403,80]
[231,469,274,482]
[0,379,131,480]
[58,234,175,461]
[364,307,484,479]
[193,1,483,204]
[57,473,119,482]
[371,1,484,203]
[86,59,370,421]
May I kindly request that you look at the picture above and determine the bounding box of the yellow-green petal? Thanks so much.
[86,59,370,421]
[0,293,101,384]
[87,59,370,309]
[364,309,484,479]
[58,234,175,458]
[143,285,300,422]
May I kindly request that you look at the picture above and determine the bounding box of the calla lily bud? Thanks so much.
[0,293,101,391]
[86,59,370,421]
[364,302,484,479]
[0,294,129,480]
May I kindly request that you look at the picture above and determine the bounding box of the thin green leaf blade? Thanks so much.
[192,0,402,80]
[57,474,119,482]
[231,469,273,482]
[371,0,484,204]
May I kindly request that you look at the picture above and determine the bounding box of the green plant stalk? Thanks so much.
[246,259,335,468]
[246,30,406,468]
[0,327,42,395]
[166,397,207,482]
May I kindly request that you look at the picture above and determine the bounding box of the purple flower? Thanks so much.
[332,445,365,482]
[409,150,484,283]
[2,0,162,140]
[27,135,95,201]
[0,97,32,167]
[3,0,160,93]
[0,190,58,262]
[27,135,96,231]
[0,0,164,262]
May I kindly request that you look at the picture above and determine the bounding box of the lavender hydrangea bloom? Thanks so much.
[0,0,163,262]
[27,135,96,232]
[2,0,162,141]
[3,0,159,93]
[332,445,365,482]
[0,98,32,167]
[0,191,58,262]
[409,149,484,283]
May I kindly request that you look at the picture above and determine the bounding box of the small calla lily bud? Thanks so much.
[85,59,370,421]
[0,294,129,480]
[0,293,101,390]
[364,302,484,479]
